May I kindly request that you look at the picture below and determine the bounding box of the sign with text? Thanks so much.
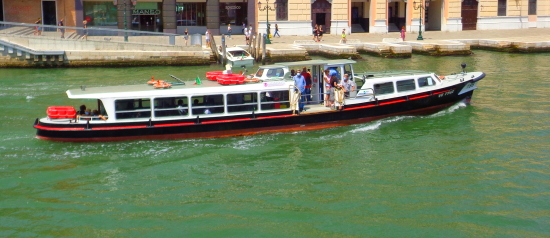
[132,9,161,15]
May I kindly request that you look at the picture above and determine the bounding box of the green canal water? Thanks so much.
[1,51,549,237]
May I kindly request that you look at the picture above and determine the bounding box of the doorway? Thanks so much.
[42,0,56,30]
[461,0,478,30]
[131,15,161,32]
[311,0,331,34]
[0,0,4,21]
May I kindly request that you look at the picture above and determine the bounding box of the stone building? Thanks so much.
[0,0,549,36]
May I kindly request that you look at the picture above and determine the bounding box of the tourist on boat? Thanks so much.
[177,99,187,115]
[330,75,343,110]
[323,69,331,107]
[77,105,87,116]
[294,70,306,112]
[341,74,356,98]
[301,67,312,103]
[92,110,107,121]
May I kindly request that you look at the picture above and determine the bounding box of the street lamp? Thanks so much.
[413,0,429,40]
[113,0,137,42]
[258,0,277,44]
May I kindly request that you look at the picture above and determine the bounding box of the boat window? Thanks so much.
[266,68,284,78]
[227,93,258,113]
[396,79,416,92]
[115,99,151,119]
[418,76,436,88]
[255,69,264,77]
[191,95,224,115]
[373,82,395,95]
[344,64,353,76]
[260,90,290,110]
[154,97,189,117]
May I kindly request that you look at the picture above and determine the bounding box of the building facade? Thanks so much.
[1,0,549,35]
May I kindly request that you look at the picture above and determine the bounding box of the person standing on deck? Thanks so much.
[293,69,306,112]
[301,67,312,103]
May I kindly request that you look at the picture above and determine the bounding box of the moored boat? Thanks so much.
[34,60,484,142]
[220,47,254,68]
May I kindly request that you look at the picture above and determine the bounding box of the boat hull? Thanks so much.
[35,79,479,142]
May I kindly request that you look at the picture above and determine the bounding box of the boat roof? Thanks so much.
[226,47,249,52]
[66,78,293,99]
[276,59,357,67]
[363,70,432,79]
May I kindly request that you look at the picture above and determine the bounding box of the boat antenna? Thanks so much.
[169,74,185,85]
[461,63,467,73]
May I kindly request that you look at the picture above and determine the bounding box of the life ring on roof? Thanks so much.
[244,78,260,83]
[153,82,172,89]
[206,71,224,81]
[147,76,157,85]
[439,76,446,80]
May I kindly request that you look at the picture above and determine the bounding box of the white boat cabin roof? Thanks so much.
[66,78,293,100]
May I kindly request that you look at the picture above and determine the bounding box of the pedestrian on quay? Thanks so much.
[318,25,324,41]
[245,27,250,45]
[58,18,65,39]
[274,24,280,37]
[242,22,246,34]
[205,30,211,48]
[34,18,42,36]
[227,24,232,39]
[183,28,189,46]
[401,26,406,41]
[341,29,347,44]
[313,24,319,42]
[82,20,88,40]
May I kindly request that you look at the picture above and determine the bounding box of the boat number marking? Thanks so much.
[438,90,455,97]
[464,82,475,90]
[263,81,286,87]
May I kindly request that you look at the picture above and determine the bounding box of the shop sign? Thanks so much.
[132,9,161,15]
[225,6,241,10]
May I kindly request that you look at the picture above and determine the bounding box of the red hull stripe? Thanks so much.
[379,99,407,105]
[432,89,450,95]
[34,125,85,131]
[409,94,430,100]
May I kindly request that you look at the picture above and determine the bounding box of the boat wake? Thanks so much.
[351,100,469,132]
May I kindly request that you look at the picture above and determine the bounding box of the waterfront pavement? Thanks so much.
[1,27,549,67]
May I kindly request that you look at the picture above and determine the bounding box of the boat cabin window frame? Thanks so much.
[417,76,436,88]
[260,90,290,110]
[373,82,395,95]
[266,68,285,78]
[226,92,259,113]
[191,95,225,116]
[396,79,416,93]
[114,98,152,119]
[153,96,190,118]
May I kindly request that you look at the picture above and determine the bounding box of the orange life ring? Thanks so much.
[154,82,172,89]
[439,76,446,80]
[244,78,260,83]
[147,76,157,85]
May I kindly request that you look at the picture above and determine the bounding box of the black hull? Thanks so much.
[35,79,480,142]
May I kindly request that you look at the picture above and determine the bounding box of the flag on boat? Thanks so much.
[194,76,202,85]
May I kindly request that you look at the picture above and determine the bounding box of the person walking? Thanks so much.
[205,30,211,48]
[183,28,189,46]
[227,24,232,39]
[82,20,88,40]
[313,24,319,42]
[318,25,324,41]
[58,18,65,38]
[242,22,246,34]
[274,24,280,37]
[34,18,42,36]
[400,26,406,41]
[341,29,347,44]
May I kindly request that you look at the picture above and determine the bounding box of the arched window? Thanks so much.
[276,0,288,21]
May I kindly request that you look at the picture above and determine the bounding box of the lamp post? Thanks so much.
[113,0,137,42]
[413,0,429,40]
[258,0,277,44]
